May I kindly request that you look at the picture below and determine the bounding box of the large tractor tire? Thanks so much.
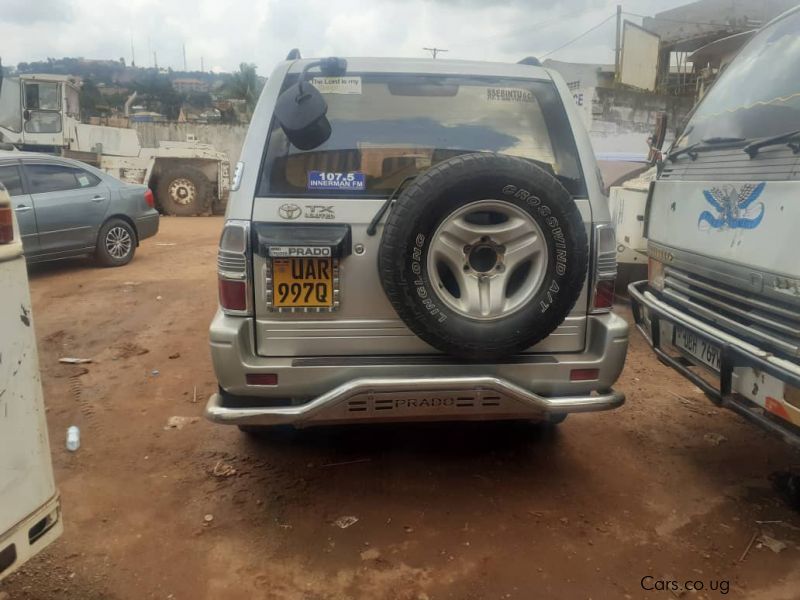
[156,165,213,216]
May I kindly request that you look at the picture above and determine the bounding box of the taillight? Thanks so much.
[0,204,13,245]
[593,280,615,309]
[144,188,155,208]
[217,220,251,315]
[219,278,247,311]
[591,224,617,313]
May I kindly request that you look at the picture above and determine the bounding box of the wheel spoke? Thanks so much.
[430,231,467,272]
[441,216,485,246]
[457,273,507,318]
[504,233,543,271]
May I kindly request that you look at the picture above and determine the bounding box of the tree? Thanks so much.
[79,78,103,118]
[225,63,263,112]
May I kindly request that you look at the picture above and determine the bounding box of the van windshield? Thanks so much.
[260,73,585,197]
[674,10,800,149]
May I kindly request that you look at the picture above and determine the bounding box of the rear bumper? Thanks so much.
[206,310,629,427]
[629,280,800,448]
[206,377,624,427]
[135,211,159,242]
[0,493,62,582]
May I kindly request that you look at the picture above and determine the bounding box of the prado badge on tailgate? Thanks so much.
[307,171,366,191]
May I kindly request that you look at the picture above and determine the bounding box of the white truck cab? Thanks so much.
[630,7,800,447]
[0,184,62,582]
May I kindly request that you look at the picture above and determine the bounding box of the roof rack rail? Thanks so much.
[286,49,302,60]
[517,56,541,66]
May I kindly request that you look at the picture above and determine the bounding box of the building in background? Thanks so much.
[543,0,797,157]
[172,78,210,94]
[643,0,797,96]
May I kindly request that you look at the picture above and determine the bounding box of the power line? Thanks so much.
[541,13,616,58]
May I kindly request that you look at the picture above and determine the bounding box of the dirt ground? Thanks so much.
[2,216,800,600]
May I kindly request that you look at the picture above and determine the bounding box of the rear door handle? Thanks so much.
[91,195,106,202]
[15,205,32,212]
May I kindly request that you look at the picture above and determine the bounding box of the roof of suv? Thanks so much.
[285,57,553,81]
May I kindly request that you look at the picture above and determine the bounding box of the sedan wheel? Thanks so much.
[105,226,133,260]
[96,218,137,267]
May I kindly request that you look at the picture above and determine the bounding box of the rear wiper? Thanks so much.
[667,137,746,162]
[743,129,800,158]
[366,175,417,236]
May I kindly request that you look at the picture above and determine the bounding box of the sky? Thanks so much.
[1,0,691,76]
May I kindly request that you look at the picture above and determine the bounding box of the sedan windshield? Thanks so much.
[260,73,586,197]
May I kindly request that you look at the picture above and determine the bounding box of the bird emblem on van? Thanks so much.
[699,182,766,231]
[278,203,302,220]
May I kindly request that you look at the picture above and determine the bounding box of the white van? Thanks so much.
[630,7,800,446]
[0,184,62,581]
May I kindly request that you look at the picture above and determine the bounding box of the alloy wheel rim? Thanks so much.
[427,199,549,321]
[106,226,132,259]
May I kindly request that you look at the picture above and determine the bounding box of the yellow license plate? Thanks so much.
[272,258,334,308]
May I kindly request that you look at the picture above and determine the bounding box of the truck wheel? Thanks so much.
[378,153,588,361]
[96,218,136,267]
[157,166,212,216]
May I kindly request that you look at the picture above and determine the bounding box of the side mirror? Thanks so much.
[274,57,346,151]
[274,81,331,151]
[648,111,668,164]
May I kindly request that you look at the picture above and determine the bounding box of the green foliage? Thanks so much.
[224,63,263,112]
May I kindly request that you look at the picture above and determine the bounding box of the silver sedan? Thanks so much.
[0,151,159,266]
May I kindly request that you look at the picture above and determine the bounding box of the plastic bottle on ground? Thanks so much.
[66,426,80,451]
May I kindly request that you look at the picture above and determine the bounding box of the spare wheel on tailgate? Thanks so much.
[378,153,588,361]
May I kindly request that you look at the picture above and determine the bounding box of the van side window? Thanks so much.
[0,79,22,133]
[0,165,24,196]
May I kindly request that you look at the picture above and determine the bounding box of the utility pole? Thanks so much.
[423,47,448,59]
[614,4,622,81]
[182,43,187,71]
[154,51,158,70]
[130,35,135,67]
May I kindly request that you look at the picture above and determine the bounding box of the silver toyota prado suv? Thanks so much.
[206,54,629,433]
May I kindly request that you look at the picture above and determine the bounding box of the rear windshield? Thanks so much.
[674,10,800,148]
[259,73,586,198]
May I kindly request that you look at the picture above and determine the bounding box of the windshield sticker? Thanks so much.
[308,171,366,191]
[487,88,534,103]
[311,77,362,95]
[699,182,766,231]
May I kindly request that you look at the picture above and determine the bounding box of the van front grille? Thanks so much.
[662,266,800,358]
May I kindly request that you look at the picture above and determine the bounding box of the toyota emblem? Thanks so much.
[278,203,302,220]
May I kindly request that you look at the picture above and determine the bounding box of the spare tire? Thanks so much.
[378,153,588,361]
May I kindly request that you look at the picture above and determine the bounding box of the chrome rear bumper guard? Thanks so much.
[629,280,800,448]
[205,376,624,427]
